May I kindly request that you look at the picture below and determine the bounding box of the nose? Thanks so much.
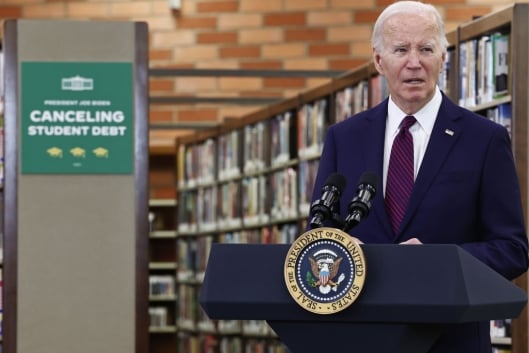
[407,50,421,68]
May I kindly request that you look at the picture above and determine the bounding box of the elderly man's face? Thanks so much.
[373,12,446,114]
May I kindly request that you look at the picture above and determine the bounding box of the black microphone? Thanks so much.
[309,173,347,229]
[343,171,379,232]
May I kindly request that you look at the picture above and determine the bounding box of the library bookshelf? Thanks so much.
[172,4,528,353]
[451,5,529,353]
[148,148,179,353]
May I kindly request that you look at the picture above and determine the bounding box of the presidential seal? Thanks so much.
[284,227,366,314]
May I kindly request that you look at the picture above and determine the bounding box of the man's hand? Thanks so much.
[399,237,422,244]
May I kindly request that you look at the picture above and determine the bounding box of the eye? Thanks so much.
[394,47,407,54]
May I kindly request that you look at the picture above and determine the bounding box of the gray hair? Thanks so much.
[372,1,449,54]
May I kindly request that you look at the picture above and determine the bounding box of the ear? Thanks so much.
[373,48,384,75]
[439,51,447,73]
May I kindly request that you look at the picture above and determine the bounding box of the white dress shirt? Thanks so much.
[383,87,443,195]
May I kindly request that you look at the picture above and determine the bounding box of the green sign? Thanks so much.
[21,62,134,174]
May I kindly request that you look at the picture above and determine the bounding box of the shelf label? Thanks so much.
[20,61,134,174]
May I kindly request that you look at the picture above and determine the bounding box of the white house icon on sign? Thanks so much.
[62,75,94,91]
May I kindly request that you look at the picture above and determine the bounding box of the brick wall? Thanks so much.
[0,0,525,148]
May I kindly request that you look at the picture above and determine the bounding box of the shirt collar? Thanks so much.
[387,86,442,135]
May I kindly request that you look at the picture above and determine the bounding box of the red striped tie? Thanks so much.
[386,115,416,234]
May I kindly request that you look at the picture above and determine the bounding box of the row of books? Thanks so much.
[218,224,299,244]
[242,175,269,225]
[218,130,242,181]
[178,191,198,233]
[178,112,296,189]
[178,183,240,233]
[178,285,197,329]
[438,48,454,97]
[177,332,219,353]
[221,337,287,353]
[491,319,512,340]
[334,80,369,123]
[297,99,327,159]
[459,32,509,108]
[149,275,175,297]
[269,167,298,221]
[178,168,300,233]
[270,112,293,167]
[181,138,216,188]
[177,236,212,281]
[243,122,267,174]
[484,102,512,137]
[179,296,269,336]
[334,75,390,123]
[149,306,173,328]
[194,318,278,337]
[177,333,288,353]
[298,159,319,214]
[176,224,300,282]
[177,110,301,190]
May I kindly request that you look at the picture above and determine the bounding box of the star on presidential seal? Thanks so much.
[284,227,366,314]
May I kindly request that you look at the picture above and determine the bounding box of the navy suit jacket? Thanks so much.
[309,95,529,353]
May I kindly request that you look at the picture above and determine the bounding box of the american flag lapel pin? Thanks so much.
[445,129,454,136]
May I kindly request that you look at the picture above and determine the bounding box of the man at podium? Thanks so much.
[308,1,529,353]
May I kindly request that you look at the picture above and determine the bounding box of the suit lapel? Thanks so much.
[396,96,463,239]
[361,100,395,239]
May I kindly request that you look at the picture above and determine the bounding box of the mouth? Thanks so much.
[403,78,425,85]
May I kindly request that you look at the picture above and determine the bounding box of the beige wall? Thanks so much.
[8,19,143,353]
[0,0,526,147]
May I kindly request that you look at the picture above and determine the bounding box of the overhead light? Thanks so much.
[169,0,181,10]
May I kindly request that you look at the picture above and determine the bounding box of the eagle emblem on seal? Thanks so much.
[308,249,346,294]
